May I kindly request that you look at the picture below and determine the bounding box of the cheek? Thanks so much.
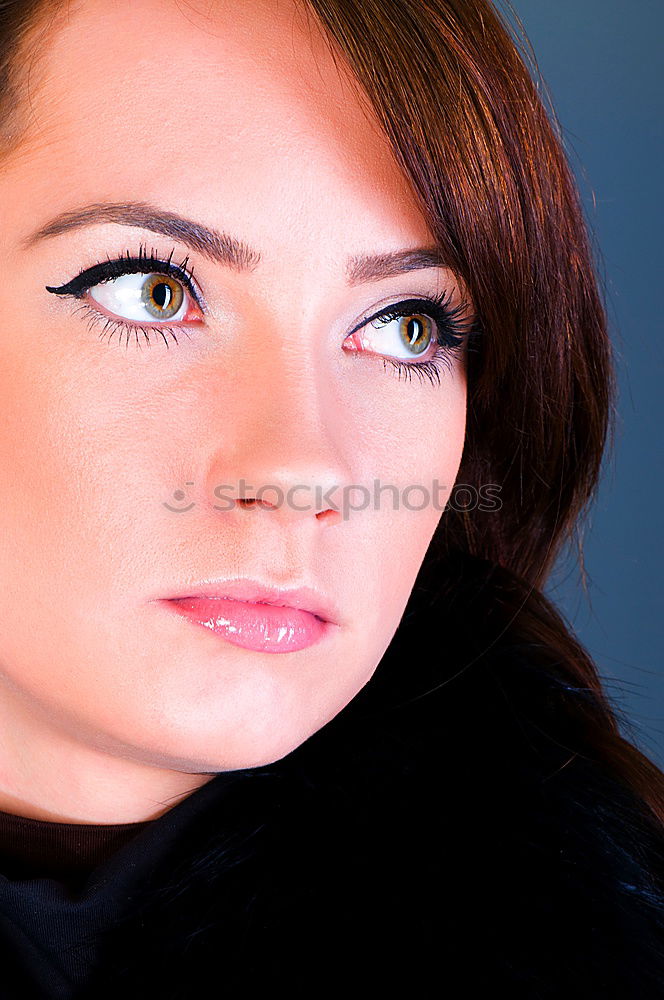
[0,325,164,641]
[356,359,468,508]
[344,364,467,625]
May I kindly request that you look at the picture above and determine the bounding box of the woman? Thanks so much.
[0,0,660,996]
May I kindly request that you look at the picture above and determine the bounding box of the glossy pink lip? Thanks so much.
[154,581,340,654]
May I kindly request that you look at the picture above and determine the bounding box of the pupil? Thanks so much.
[404,316,429,353]
[153,282,170,309]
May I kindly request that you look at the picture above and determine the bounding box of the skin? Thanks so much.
[0,0,470,823]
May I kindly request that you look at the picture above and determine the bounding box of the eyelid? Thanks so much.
[348,298,410,336]
[348,289,470,349]
[45,244,209,313]
[349,289,453,332]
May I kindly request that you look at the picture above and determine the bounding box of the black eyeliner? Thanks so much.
[45,243,205,308]
[359,291,474,349]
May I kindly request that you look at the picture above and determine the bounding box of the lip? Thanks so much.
[152,579,341,655]
[155,580,339,625]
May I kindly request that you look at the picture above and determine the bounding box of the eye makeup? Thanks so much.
[45,242,205,349]
[45,241,479,382]
[348,289,474,386]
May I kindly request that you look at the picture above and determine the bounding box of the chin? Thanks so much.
[108,709,326,775]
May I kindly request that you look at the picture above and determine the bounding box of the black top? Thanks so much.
[0,777,231,999]
[0,808,154,888]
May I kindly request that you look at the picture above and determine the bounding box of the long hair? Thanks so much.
[303,0,611,586]
[0,0,662,837]
[295,0,664,832]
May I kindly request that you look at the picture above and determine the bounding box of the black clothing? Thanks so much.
[0,810,152,997]
[0,552,662,998]
[0,809,153,889]
[0,780,244,998]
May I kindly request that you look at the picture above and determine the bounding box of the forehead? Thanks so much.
[8,0,434,264]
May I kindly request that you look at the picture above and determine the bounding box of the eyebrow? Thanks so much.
[21,200,449,285]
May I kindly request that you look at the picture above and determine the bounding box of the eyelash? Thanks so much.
[361,293,471,387]
[45,243,203,351]
[45,243,478,386]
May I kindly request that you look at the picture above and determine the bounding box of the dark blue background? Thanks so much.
[505,1,663,767]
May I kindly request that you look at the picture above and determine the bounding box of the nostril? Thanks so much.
[316,508,341,525]
[236,497,278,511]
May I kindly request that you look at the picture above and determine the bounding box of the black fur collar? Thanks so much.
[16,554,664,997]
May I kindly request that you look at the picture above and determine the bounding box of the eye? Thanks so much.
[351,307,439,361]
[342,291,471,384]
[89,271,190,323]
[45,243,205,349]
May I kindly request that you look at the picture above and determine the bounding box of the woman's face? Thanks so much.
[0,0,469,819]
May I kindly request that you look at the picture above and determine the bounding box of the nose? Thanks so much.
[202,344,352,526]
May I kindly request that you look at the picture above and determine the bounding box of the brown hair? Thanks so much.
[303,0,611,586]
[300,0,664,830]
[0,0,662,826]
